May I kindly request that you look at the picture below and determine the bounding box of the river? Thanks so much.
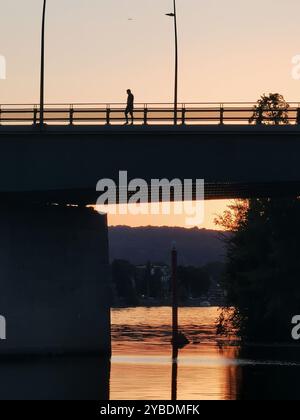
[0,307,299,400]
[110,307,300,400]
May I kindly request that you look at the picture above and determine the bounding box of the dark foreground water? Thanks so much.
[0,307,299,400]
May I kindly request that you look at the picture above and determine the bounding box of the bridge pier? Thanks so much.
[0,205,111,356]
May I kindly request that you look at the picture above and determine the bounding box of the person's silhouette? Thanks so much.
[125,89,134,125]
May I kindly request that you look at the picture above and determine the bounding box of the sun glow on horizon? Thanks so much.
[96,199,229,230]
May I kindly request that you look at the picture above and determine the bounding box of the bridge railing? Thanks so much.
[1,102,300,126]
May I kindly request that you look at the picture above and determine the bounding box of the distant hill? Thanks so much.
[108,226,228,266]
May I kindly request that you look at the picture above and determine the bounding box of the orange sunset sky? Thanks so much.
[1,0,300,228]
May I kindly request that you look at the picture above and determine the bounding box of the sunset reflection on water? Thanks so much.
[110,307,240,400]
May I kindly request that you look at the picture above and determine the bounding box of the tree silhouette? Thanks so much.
[249,93,289,125]
[216,198,300,342]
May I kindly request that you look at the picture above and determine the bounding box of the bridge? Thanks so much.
[1,102,300,201]
[1,102,300,359]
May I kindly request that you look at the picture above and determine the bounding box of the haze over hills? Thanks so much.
[108,226,228,266]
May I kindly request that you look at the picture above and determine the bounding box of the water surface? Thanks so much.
[110,307,300,400]
[0,307,298,400]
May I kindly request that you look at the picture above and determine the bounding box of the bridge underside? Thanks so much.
[1,182,300,203]
[1,125,300,202]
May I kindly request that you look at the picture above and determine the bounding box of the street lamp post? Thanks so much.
[40,0,47,127]
[166,0,178,125]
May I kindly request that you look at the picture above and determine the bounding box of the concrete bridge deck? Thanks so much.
[0,124,300,201]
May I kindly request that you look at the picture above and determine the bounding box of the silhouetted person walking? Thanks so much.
[125,89,134,125]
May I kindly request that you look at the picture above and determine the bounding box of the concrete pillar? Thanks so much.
[0,205,111,356]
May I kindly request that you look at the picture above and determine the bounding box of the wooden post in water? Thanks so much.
[171,244,178,349]
[171,244,189,400]
[171,244,178,401]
